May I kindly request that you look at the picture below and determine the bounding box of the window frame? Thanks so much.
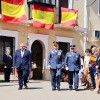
[27,0,56,20]
[94,30,100,38]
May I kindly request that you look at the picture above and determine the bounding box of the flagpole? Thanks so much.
[68,0,73,9]
[56,0,59,23]
[84,0,88,52]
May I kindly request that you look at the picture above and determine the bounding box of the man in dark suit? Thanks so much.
[3,47,13,82]
[64,45,81,91]
[14,43,31,90]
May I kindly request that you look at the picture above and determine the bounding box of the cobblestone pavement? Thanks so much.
[0,75,100,100]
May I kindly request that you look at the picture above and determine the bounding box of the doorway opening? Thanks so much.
[0,36,15,74]
[59,42,70,58]
[58,42,70,82]
[31,40,44,80]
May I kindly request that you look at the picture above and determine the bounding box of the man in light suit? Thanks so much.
[47,41,63,91]
[14,43,31,90]
[64,45,81,91]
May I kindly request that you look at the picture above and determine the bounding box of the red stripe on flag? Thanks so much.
[90,60,96,64]
[61,7,78,13]
[31,4,54,12]
[33,21,54,29]
[2,15,27,23]
[61,20,76,27]
[2,0,24,5]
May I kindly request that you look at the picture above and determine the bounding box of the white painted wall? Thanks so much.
[28,33,49,66]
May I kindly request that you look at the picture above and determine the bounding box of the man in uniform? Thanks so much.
[64,45,81,90]
[47,41,63,91]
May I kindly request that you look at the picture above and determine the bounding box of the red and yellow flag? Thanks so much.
[61,8,78,27]
[89,55,96,64]
[31,4,54,29]
[1,0,27,23]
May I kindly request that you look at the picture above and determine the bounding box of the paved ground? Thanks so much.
[0,75,100,100]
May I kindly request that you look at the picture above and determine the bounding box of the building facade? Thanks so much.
[0,0,99,80]
[74,0,100,47]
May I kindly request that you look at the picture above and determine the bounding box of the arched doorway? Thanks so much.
[31,40,44,80]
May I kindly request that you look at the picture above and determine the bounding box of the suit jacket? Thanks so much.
[64,52,81,71]
[96,54,100,71]
[13,49,31,70]
[47,49,63,69]
[3,54,13,68]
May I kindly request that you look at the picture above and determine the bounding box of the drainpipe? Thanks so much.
[84,0,88,52]
[27,4,30,19]
[56,0,60,23]
[68,0,73,9]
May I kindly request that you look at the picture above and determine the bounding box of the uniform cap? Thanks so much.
[53,41,59,46]
[70,45,76,48]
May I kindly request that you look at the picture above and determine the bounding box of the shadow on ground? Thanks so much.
[25,87,43,90]
[0,84,18,87]
[60,88,89,91]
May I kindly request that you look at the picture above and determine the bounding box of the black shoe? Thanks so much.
[69,86,73,90]
[24,85,28,89]
[75,88,78,91]
[57,87,60,91]
[18,87,22,90]
[52,88,56,91]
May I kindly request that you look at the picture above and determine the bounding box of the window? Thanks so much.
[94,30,100,38]
[27,0,56,19]
[27,0,56,5]
[27,0,68,23]
[59,0,68,8]
[51,0,56,5]
[98,0,100,16]
[58,0,68,23]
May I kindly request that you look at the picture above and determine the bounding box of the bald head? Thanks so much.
[20,43,25,50]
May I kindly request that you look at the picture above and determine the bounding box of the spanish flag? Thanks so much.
[61,7,78,27]
[89,55,96,64]
[1,0,27,23]
[31,4,54,29]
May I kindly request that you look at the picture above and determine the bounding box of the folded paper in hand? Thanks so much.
[66,67,68,70]
[32,63,37,69]
[4,66,7,68]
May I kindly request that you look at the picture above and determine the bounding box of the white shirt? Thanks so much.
[84,55,90,68]
[21,50,24,58]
